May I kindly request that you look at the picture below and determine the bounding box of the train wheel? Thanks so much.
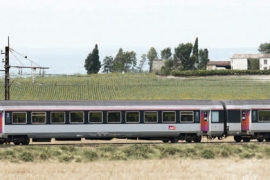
[194,136,202,143]
[257,139,264,142]
[162,140,169,143]
[234,136,242,143]
[170,138,178,143]
[265,138,270,142]
[14,142,20,145]
[243,138,250,142]
[186,140,192,143]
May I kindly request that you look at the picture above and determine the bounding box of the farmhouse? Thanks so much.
[153,60,165,73]
[231,54,270,70]
[206,61,231,70]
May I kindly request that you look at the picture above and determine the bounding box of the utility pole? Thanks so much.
[1,37,10,100]
[1,37,49,100]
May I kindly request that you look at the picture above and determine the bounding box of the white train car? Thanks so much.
[0,100,225,145]
[223,100,270,142]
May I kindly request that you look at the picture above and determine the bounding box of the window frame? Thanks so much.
[180,111,194,123]
[126,111,140,123]
[211,111,219,123]
[31,112,46,124]
[51,112,65,124]
[258,110,270,122]
[264,59,267,65]
[12,112,27,124]
[89,111,103,123]
[144,111,158,123]
[69,111,84,124]
[107,111,121,123]
[162,111,176,123]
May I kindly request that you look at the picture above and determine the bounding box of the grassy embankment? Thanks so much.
[1,143,270,163]
[0,73,269,100]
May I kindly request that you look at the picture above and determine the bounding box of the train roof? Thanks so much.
[222,100,270,109]
[0,100,223,111]
[0,100,222,106]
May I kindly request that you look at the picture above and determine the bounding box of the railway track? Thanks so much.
[1,139,270,148]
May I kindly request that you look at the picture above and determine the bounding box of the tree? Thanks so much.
[173,43,194,70]
[147,47,158,72]
[102,56,114,73]
[113,48,124,72]
[122,51,137,72]
[192,37,199,63]
[198,49,209,69]
[84,44,101,74]
[161,47,172,60]
[258,42,270,53]
[113,48,137,73]
[137,54,147,72]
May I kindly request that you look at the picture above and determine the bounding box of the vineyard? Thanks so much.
[0,73,269,100]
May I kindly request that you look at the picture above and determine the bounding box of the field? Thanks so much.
[1,159,270,180]
[0,73,269,100]
[1,143,270,179]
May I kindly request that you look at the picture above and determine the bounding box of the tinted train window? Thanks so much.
[32,112,46,124]
[89,111,103,123]
[211,111,219,123]
[70,111,84,123]
[144,111,158,123]
[126,112,139,123]
[227,110,240,123]
[12,112,27,124]
[51,112,65,123]
[180,111,194,122]
[108,111,121,123]
[162,111,176,123]
[258,111,270,122]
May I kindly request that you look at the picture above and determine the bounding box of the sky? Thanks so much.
[0,0,270,74]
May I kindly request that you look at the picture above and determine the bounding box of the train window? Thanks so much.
[107,111,121,123]
[70,111,84,123]
[126,112,139,123]
[51,112,65,123]
[162,111,176,123]
[144,111,158,123]
[12,112,27,124]
[180,111,194,122]
[258,111,270,122]
[211,111,219,123]
[89,111,103,123]
[32,112,46,124]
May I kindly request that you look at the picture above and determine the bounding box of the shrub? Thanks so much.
[123,144,154,159]
[201,149,215,159]
[83,150,98,161]
[58,155,74,162]
[20,152,34,162]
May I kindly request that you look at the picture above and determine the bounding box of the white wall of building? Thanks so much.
[231,59,248,70]
[260,58,270,70]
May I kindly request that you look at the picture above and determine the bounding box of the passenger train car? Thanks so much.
[0,100,270,145]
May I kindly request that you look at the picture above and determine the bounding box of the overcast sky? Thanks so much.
[1,0,270,74]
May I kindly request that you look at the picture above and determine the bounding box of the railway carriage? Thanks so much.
[0,100,225,145]
[223,100,270,142]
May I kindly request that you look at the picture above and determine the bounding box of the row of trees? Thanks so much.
[84,38,209,74]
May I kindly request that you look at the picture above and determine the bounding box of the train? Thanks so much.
[0,100,270,145]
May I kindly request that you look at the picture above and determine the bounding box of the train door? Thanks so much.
[200,110,209,134]
[241,110,250,133]
[0,112,3,137]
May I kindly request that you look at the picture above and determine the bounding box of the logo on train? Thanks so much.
[168,125,176,130]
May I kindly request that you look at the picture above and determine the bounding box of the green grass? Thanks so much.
[1,143,270,163]
[0,73,269,100]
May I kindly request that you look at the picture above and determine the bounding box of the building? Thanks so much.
[231,54,270,70]
[206,61,231,70]
[153,60,165,73]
